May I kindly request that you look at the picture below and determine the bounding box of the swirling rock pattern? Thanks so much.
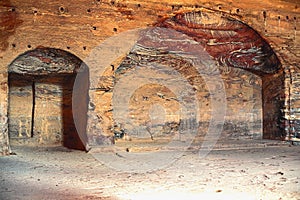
[158,11,281,76]
[157,11,284,139]
[8,47,82,75]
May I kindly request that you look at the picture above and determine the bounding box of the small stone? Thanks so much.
[276,171,284,175]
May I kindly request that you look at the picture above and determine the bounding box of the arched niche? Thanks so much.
[83,10,283,149]
[156,10,283,140]
[8,47,88,150]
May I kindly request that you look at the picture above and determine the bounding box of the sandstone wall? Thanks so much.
[0,0,299,154]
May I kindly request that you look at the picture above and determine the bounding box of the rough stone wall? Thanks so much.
[34,79,63,145]
[222,68,262,139]
[0,73,10,155]
[112,46,262,141]
[8,74,33,140]
[0,0,299,154]
[262,71,285,139]
[284,65,300,140]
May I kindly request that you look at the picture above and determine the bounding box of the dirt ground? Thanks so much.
[0,139,299,200]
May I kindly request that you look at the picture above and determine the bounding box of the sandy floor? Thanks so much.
[1,140,299,200]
